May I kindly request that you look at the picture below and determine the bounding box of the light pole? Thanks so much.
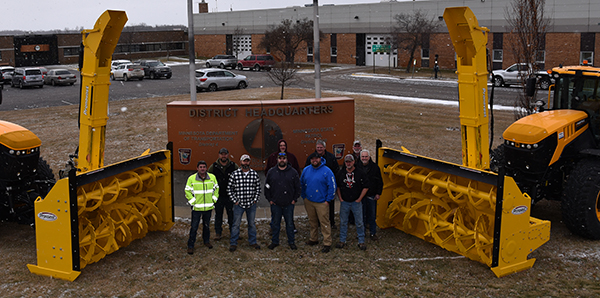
[313,0,321,99]
[187,0,197,102]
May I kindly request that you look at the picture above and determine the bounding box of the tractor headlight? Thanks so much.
[9,149,15,155]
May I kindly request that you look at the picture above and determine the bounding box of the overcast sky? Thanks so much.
[1,0,384,31]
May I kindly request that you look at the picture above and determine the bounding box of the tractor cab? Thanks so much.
[549,64,600,142]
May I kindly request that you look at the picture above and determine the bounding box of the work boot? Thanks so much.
[358,243,367,251]
[305,240,319,246]
[187,247,194,255]
[289,243,297,250]
[214,234,222,241]
[321,246,331,253]
[335,242,346,249]
[229,245,237,252]
[370,234,378,241]
[268,243,279,250]
[251,243,261,250]
[204,242,213,249]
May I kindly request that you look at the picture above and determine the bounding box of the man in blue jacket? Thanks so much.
[301,152,336,253]
[304,139,340,229]
[265,152,301,250]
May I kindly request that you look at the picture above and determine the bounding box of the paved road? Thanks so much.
[0,63,546,111]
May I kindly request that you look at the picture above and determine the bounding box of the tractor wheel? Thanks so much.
[561,159,600,239]
[489,145,505,173]
[35,157,56,197]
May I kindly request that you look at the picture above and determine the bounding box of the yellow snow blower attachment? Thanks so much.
[375,7,550,277]
[27,10,173,281]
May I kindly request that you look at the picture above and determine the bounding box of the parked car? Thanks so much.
[195,68,248,92]
[491,63,552,89]
[37,67,48,77]
[206,55,238,69]
[44,69,77,86]
[136,60,172,79]
[11,67,44,88]
[237,54,275,71]
[111,59,131,71]
[111,64,144,81]
[0,66,14,84]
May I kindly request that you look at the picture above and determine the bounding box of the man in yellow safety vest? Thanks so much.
[186,160,219,254]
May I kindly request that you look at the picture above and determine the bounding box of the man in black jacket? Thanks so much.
[305,139,340,229]
[208,148,239,240]
[265,152,301,250]
[360,150,383,240]
[335,154,369,250]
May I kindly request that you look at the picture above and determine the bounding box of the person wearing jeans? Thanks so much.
[265,152,301,250]
[335,154,369,251]
[185,160,219,254]
[230,203,257,250]
[227,154,261,252]
[360,150,383,240]
[208,147,239,241]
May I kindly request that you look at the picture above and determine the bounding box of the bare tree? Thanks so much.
[267,62,298,99]
[505,0,550,117]
[260,18,320,64]
[391,9,440,73]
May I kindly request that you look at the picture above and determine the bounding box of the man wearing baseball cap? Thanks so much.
[227,154,261,252]
[208,147,239,240]
[335,154,369,251]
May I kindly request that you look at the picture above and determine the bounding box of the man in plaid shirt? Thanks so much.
[227,154,262,252]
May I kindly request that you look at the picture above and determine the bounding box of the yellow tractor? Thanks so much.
[0,91,55,224]
[497,63,600,239]
[25,10,173,281]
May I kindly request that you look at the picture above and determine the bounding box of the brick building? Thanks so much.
[192,0,600,70]
[0,28,188,67]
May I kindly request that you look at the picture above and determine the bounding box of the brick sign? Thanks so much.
[167,97,355,171]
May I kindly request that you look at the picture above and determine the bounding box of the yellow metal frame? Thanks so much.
[444,7,490,170]
[373,7,551,278]
[77,10,128,173]
[28,150,173,281]
[376,146,550,277]
[27,10,174,282]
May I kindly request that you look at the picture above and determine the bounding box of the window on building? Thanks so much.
[581,51,594,65]
[0,51,3,60]
[536,50,545,63]
[493,49,503,62]
[307,46,313,62]
[421,48,430,68]
[331,46,337,57]
[63,47,79,56]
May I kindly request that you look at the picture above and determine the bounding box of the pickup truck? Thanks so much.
[491,63,552,90]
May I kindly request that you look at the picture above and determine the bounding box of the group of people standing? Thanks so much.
[184,139,383,255]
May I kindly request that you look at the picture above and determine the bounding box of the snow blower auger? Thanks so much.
[376,145,550,277]
[27,10,173,281]
[374,7,550,277]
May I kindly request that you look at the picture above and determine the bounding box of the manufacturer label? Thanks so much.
[37,212,58,222]
[511,205,528,215]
